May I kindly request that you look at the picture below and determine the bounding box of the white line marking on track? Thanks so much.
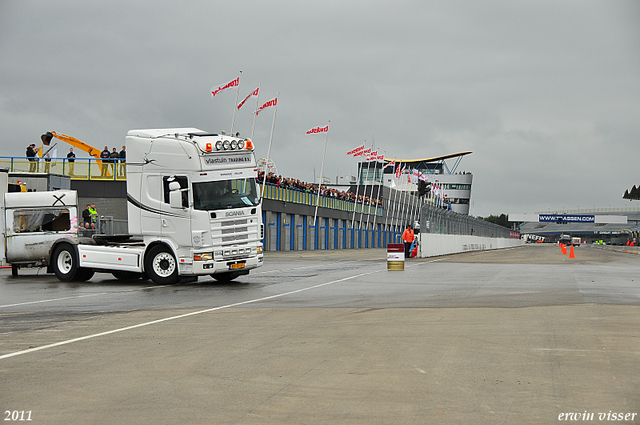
[0,285,174,309]
[0,269,382,361]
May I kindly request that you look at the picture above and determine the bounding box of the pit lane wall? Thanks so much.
[418,233,524,258]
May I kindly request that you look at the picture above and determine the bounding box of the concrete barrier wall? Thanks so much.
[419,233,524,258]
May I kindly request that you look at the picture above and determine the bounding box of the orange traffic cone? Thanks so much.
[561,244,567,255]
[569,244,575,259]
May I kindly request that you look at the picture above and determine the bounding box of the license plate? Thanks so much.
[229,262,245,270]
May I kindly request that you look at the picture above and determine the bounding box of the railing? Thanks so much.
[420,201,513,238]
[79,216,129,237]
[0,157,126,181]
[259,183,384,216]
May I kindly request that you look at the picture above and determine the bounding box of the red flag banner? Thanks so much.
[255,97,278,115]
[347,144,365,156]
[306,125,329,135]
[384,160,395,169]
[237,87,259,109]
[211,77,239,98]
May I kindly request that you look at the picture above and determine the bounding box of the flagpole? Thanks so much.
[369,151,384,234]
[260,92,278,199]
[250,85,260,141]
[409,177,418,226]
[350,142,365,226]
[362,141,375,233]
[358,145,373,230]
[383,161,391,243]
[389,172,400,241]
[313,121,330,226]
[407,170,415,226]
[398,170,409,238]
[230,71,242,134]
[391,165,403,236]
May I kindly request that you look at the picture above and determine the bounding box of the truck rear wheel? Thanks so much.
[52,244,79,282]
[145,245,179,285]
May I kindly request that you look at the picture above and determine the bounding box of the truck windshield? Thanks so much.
[193,178,259,211]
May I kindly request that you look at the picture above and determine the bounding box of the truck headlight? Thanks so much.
[194,252,213,261]
[257,246,263,254]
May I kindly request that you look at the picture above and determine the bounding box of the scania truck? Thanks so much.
[48,128,264,284]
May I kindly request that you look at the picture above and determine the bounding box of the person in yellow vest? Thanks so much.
[402,224,415,259]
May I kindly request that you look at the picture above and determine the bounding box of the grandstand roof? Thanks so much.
[384,152,472,163]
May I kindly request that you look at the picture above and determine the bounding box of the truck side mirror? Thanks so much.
[168,181,184,209]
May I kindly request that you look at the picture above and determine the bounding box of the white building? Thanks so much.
[358,152,473,215]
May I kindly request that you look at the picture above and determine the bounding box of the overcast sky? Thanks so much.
[1,0,638,217]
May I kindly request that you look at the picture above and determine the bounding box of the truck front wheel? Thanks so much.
[145,245,179,285]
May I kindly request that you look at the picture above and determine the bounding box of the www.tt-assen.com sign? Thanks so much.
[539,214,595,223]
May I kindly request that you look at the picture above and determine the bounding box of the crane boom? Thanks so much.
[42,131,102,160]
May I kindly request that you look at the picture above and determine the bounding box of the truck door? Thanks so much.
[161,175,192,248]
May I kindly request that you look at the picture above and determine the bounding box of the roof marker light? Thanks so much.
[206,142,213,152]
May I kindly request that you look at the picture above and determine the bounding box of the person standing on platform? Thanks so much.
[100,146,110,177]
[109,147,119,177]
[118,145,126,177]
[402,224,415,259]
[26,144,37,172]
[66,148,76,175]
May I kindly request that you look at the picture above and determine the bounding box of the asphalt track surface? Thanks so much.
[0,245,638,424]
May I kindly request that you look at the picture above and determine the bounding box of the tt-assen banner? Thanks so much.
[539,214,595,223]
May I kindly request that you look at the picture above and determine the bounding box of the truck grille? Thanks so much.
[222,219,248,227]
[214,219,255,246]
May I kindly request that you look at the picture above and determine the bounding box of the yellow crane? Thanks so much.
[41,131,115,177]
[41,131,102,160]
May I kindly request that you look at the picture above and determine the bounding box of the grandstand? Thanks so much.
[356,152,474,215]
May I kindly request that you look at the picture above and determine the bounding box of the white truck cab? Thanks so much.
[49,128,264,284]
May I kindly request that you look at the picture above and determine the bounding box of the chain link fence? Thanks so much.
[420,201,512,238]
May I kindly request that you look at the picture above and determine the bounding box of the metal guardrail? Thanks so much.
[420,201,512,238]
[1,157,126,181]
[259,183,384,216]
[78,216,129,237]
